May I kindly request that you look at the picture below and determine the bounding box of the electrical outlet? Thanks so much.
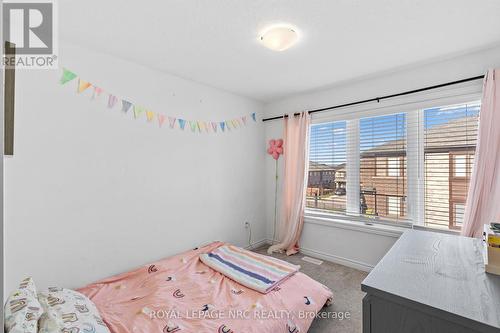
[244,222,250,229]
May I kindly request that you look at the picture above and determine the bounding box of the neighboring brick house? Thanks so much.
[307,116,477,229]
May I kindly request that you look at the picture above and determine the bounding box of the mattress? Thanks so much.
[77,242,333,333]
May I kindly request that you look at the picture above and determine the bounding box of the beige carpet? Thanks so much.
[253,246,368,333]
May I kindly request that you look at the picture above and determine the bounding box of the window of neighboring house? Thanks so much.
[387,157,400,177]
[387,196,401,216]
[452,202,465,228]
[453,154,467,177]
[307,121,347,213]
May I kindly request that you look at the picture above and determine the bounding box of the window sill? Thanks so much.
[304,211,407,238]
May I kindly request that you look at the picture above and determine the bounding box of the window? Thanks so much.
[360,113,407,221]
[307,121,347,213]
[387,158,400,177]
[452,155,467,177]
[452,203,465,228]
[424,102,479,229]
[387,196,401,216]
[306,100,480,231]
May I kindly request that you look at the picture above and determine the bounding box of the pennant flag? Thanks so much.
[168,117,177,128]
[157,114,166,127]
[121,100,132,113]
[60,68,77,85]
[133,105,145,118]
[242,116,247,125]
[212,122,218,133]
[146,110,155,122]
[189,121,198,132]
[92,86,104,99]
[251,113,256,121]
[225,121,231,130]
[232,119,239,128]
[203,121,210,133]
[178,119,186,130]
[197,121,205,133]
[77,79,91,93]
[108,94,118,108]
[220,122,225,132]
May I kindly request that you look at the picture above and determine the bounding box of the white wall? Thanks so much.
[4,44,266,293]
[264,45,500,270]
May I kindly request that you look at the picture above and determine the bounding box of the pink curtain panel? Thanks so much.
[462,69,500,238]
[268,112,311,255]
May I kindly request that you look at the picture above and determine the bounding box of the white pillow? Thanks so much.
[38,288,110,333]
[4,277,43,333]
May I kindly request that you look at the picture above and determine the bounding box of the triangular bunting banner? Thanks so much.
[158,114,166,127]
[121,100,132,113]
[108,95,118,108]
[133,105,145,118]
[77,79,91,93]
[60,68,77,85]
[146,110,155,122]
[178,119,186,130]
[60,68,256,135]
[168,117,177,128]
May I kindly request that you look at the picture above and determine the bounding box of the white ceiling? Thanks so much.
[60,0,500,102]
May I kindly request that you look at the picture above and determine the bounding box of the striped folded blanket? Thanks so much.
[199,244,300,294]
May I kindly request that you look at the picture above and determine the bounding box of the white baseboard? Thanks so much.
[244,239,270,250]
[299,247,374,272]
[248,239,373,272]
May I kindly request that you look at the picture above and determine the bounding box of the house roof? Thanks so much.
[361,116,478,157]
[309,161,344,171]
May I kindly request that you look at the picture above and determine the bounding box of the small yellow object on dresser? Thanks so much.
[484,224,500,275]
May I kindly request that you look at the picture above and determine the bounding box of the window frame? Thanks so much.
[305,91,482,232]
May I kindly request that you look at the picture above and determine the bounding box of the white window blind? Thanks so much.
[359,113,407,222]
[306,100,481,230]
[423,102,480,230]
[307,121,347,213]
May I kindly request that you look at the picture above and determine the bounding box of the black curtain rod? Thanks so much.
[262,75,485,122]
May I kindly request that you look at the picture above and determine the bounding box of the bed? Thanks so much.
[77,242,333,333]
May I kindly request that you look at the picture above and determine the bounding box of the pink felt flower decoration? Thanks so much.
[267,139,284,160]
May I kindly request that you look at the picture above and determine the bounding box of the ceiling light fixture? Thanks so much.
[259,24,299,52]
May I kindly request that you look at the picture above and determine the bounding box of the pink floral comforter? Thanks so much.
[77,242,333,333]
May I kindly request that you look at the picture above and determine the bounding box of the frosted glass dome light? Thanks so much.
[259,25,299,51]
